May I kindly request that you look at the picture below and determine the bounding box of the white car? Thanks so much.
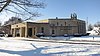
[64,34,68,37]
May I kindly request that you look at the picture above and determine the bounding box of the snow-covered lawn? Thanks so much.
[0,37,100,56]
[41,36,100,41]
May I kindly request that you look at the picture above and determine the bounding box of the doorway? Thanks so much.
[28,28,32,37]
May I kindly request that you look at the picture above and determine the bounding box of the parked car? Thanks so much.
[73,33,82,37]
[5,34,12,37]
[64,34,68,37]
[0,32,5,37]
[0,33,5,37]
[36,33,44,37]
[51,34,56,37]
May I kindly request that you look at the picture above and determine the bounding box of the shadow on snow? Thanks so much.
[0,43,100,56]
[0,43,66,56]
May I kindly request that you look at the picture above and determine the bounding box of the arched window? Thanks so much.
[52,29,55,34]
[41,27,44,33]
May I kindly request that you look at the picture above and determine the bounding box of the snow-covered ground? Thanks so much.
[40,36,100,41]
[0,37,100,56]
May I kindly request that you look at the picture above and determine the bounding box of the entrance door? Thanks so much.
[28,28,32,37]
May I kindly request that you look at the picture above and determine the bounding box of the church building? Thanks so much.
[11,13,86,38]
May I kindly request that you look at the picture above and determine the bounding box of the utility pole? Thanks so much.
[86,17,88,31]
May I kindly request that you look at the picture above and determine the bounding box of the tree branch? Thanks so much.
[0,0,45,20]
[0,1,7,3]
[4,8,24,15]
[0,0,12,12]
[14,3,38,17]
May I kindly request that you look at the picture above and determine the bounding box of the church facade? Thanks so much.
[11,13,86,38]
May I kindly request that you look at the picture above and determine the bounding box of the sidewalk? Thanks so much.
[1,37,100,45]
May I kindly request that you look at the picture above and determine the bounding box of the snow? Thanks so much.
[87,27,100,35]
[41,36,100,41]
[0,37,100,56]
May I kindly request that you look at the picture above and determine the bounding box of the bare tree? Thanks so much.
[94,21,100,27]
[88,24,93,31]
[0,0,11,12]
[0,0,45,20]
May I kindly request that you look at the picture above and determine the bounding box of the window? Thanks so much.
[52,24,55,26]
[67,24,71,30]
[52,29,55,34]
[41,27,44,33]
[57,22,59,26]
[65,22,66,26]
[61,24,63,26]
[16,25,18,27]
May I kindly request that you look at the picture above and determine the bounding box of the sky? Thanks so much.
[38,0,100,25]
[0,0,100,25]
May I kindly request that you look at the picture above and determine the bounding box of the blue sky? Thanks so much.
[0,0,100,25]
[37,0,100,25]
